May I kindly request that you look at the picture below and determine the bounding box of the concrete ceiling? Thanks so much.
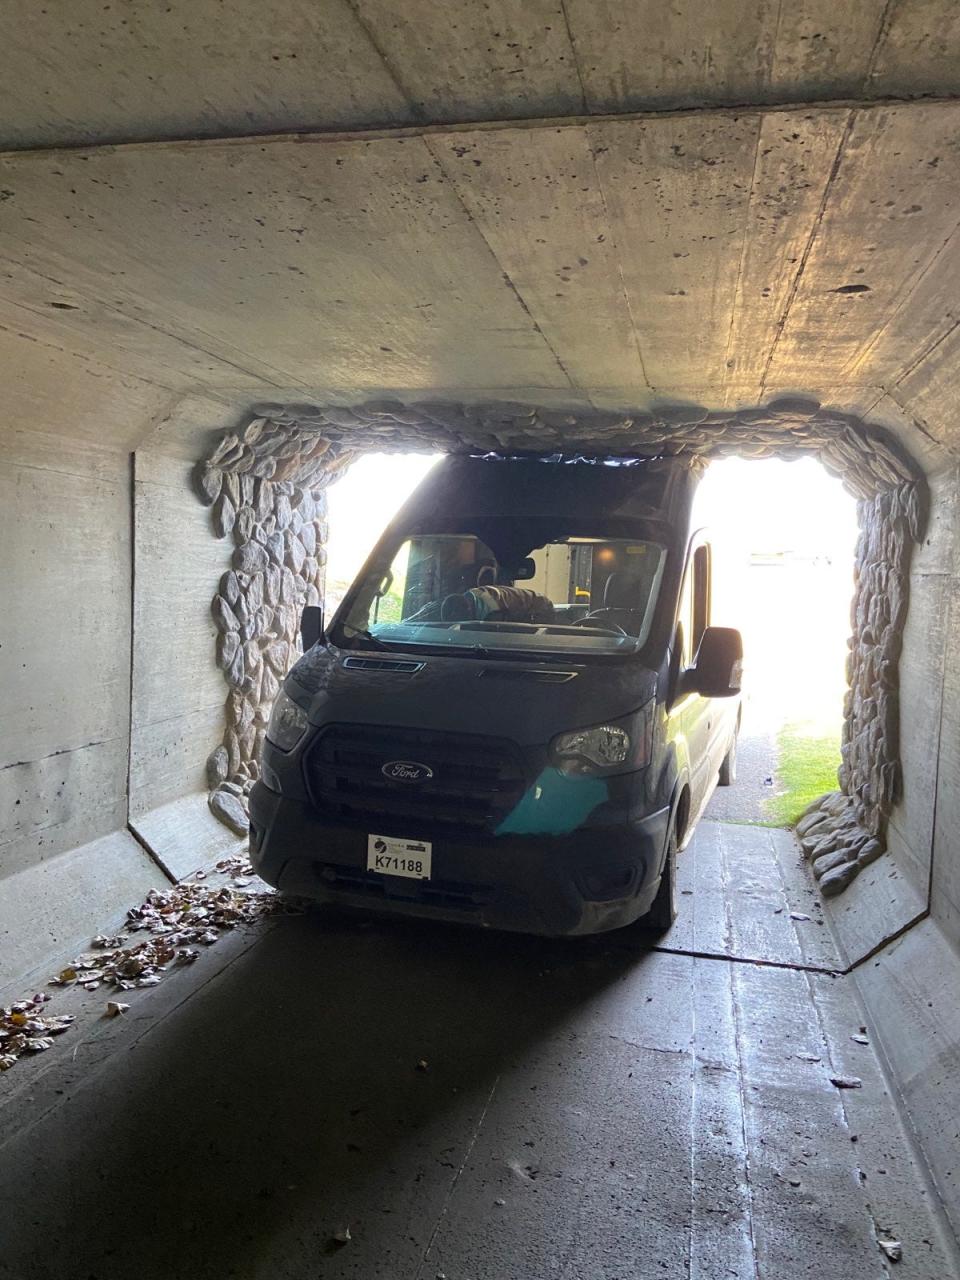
[3,0,960,148]
[1,1,959,466]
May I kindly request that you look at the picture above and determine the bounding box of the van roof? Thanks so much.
[401,453,694,526]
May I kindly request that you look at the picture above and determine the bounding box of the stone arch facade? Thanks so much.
[193,398,927,896]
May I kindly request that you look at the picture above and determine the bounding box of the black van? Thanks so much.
[249,454,742,936]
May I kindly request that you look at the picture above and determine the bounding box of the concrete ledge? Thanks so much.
[0,829,166,1003]
[854,916,960,1244]
[820,839,927,967]
[131,791,245,882]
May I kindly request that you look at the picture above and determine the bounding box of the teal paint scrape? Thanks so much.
[495,768,608,836]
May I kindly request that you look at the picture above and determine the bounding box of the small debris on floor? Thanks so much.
[416,1058,429,1072]
[878,1239,903,1262]
[796,1053,822,1063]
[851,1033,870,1045]
[0,995,74,1069]
[213,853,257,879]
[105,1001,130,1018]
[331,1227,352,1246]
[494,1197,506,1206]
[830,1075,863,1089]
[790,912,811,922]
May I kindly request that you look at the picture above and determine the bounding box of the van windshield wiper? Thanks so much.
[340,623,392,651]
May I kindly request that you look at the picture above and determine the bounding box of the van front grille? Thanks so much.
[304,724,528,832]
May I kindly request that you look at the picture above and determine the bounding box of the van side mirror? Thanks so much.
[300,605,324,651]
[690,626,742,698]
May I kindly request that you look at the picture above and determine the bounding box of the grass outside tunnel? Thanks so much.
[761,721,842,828]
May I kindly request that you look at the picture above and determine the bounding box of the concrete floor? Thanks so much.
[0,823,956,1280]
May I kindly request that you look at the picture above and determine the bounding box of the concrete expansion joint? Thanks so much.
[648,942,843,977]
[650,903,932,977]
[5,92,960,159]
[125,821,177,887]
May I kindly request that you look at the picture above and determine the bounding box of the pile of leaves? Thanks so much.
[0,996,74,1070]
[0,859,279,1073]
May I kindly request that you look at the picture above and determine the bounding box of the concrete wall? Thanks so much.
[0,366,245,995]
[890,466,959,901]
[0,424,159,995]
[848,457,960,1242]
[129,448,240,880]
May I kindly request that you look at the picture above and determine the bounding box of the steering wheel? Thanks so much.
[570,614,628,636]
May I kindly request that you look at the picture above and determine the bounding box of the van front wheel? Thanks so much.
[641,822,678,934]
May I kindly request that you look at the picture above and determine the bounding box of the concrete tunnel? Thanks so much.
[1,3,960,1275]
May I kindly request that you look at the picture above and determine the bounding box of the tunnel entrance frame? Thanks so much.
[194,397,926,898]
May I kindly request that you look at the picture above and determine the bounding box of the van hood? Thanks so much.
[287,644,659,747]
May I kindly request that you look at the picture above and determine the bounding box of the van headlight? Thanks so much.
[550,704,654,776]
[266,688,310,752]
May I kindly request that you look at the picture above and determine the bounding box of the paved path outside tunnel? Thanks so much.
[0,823,956,1280]
[705,731,780,825]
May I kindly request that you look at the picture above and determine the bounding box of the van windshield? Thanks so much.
[334,523,667,658]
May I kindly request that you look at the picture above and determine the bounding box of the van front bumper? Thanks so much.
[248,782,671,937]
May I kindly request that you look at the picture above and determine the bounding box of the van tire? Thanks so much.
[641,822,678,934]
[718,733,737,787]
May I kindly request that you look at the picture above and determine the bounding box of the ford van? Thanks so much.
[249,453,742,936]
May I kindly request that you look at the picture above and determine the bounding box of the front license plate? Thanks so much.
[367,834,432,880]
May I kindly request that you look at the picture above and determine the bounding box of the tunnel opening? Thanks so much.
[193,399,926,920]
[696,454,859,830]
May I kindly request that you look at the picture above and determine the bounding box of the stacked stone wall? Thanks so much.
[192,418,355,833]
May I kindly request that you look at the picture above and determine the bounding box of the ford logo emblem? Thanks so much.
[381,760,434,783]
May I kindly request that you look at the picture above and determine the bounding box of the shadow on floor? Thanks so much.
[0,910,646,1280]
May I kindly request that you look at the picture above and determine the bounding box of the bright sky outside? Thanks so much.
[324,452,440,598]
[324,451,858,736]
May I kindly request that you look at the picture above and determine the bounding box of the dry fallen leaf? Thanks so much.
[25,1037,54,1052]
